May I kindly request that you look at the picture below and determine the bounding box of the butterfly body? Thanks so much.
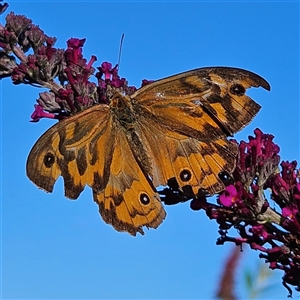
[27,67,270,235]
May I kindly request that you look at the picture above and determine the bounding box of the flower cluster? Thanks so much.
[0,10,138,122]
[187,129,300,297]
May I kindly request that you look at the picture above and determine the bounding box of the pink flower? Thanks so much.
[99,61,113,80]
[219,185,238,207]
[30,104,56,122]
[282,204,299,219]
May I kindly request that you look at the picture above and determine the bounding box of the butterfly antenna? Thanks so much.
[117,33,125,72]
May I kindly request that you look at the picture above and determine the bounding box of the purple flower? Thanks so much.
[66,38,85,64]
[98,61,112,80]
[219,185,238,207]
[141,79,154,87]
[282,204,299,219]
[30,104,56,122]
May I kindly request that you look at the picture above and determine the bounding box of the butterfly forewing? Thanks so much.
[26,105,111,198]
[132,67,270,138]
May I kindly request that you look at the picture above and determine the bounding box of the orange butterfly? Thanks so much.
[26,67,270,235]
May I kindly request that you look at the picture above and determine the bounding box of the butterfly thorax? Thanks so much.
[109,91,136,130]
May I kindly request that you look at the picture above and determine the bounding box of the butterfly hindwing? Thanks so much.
[134,116,238,195]
[93,131,165,236]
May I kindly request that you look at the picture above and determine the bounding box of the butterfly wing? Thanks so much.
[131,67,270,194]
[93,131,165,236]
[132,67,270,140]
[26,104,165,235]
[135,117,237,195]
[26,105,112,199]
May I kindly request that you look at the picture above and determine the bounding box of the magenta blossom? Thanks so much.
[282,204,299,220]
[219,185,239,207]
[30,104,57,122]
[187,129,300,296]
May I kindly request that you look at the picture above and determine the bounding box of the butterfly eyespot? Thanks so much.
[230,84,246,96]
[218,171,233,186]
[140,193,150,205]
[180,169,192,182]
[43,152,55,168]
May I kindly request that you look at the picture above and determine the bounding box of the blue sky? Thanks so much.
[1,1,299,299]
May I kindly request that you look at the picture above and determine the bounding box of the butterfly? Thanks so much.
[26,66,270,235]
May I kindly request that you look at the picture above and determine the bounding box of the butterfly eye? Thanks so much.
[180,169,192,182]
[230,83,246,96]
[140,193,150,205]
[43,152,55,168]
